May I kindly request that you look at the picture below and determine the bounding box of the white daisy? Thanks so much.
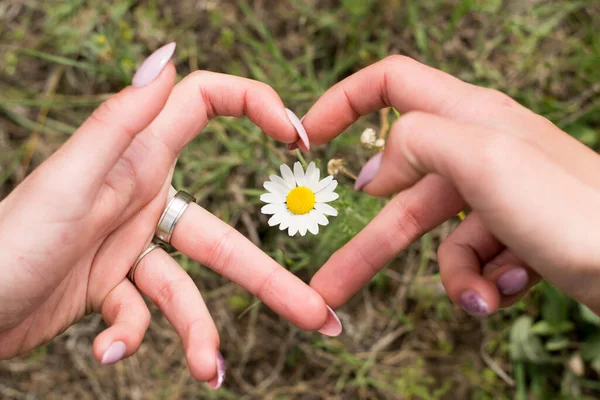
[260,161,339,237]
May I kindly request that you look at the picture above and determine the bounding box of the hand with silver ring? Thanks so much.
[0,43,338,388]
[127,189,194,284]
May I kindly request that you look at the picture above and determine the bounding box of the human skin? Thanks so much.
[2,49,599,388]
[0,43,341,388]
[300,55,600,317]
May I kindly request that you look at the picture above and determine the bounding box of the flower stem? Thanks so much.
[340,167,357,180]
[295,150,308,169]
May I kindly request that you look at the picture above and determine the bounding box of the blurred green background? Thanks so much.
[1,0,599,399]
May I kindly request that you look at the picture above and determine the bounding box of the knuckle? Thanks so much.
[395,111,429,134]
[389,198,423,244]
[437,239,453,260]
[90,95,137,139]
[205,229,235,276]
[382,54,414,69]
[188,69,210,81]
[478,88,518,108]
[391,111,431,166]
[187,71,217,119]
[255,267,278,300]
[354,240,389,276]
[154,275,186,309]
[255,80,276,96]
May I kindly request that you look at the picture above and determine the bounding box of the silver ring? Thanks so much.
[128,241,165,285]
[155,190,196,245]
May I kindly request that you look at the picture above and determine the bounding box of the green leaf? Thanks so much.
[531,320,574,336]
[407,4,428,56]
[341,0,371,17]
[510,316,551,363]
[545,336,570,351]
[580,304,600,326]
[540,283,572,325]
[581,332,600,361]
[447,0,473,36]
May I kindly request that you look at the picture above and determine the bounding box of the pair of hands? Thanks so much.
[1,44,599,388]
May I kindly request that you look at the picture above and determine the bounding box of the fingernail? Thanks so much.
[460,290,489,317]
[287,142,299,151]
[101,341,127,365]
[318,306,343,337]
[285,108,310,150]
[497,268,528,296]
[354,152,383,191]
[208,351,226,390]
[132,42,176,87]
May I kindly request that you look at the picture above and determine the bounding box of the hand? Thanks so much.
[301,55,600,316]
[0,43,337,387]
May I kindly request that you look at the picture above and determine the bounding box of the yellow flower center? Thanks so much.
[286,186,316,215]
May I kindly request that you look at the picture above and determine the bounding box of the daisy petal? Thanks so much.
[312,165,321,185]
[270,175,294,190]
[268,213,283,226]
[264,181,289,196]
[285,108,310,150]
[314,203,338,217]
[288,216,299,236]
[260,192,285,203]
[311,210,329,226]
[261,203,286,215]
[319,180,338,194]
[306,162,315,177]
[315,191,339,203]
[280,164,296,188]
[307,218,319,235]
[279,212,291,230]
[294,162,306,187]
[305,162,319,188]
[314,176,334,192]
[297,215,308,236]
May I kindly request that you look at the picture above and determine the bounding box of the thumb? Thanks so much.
[48,42,177,197]
[363,111,600,298]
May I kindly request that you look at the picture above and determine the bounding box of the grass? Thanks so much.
[1,0,599,399]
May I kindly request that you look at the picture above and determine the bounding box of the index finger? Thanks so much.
[301,55,516,145]
[146,71,302,154]
[102,71,309,215]
[171,202,336,334]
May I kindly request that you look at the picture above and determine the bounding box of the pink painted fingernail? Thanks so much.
[497,268,528,296]
[460,290,489,318]
[101,341,127,365]
[354,152,383,191]
[285,108,310,150]
[208,351,226,390]
[132,42,176,87]
[318,306,343,337]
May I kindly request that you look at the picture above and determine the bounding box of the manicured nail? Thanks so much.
[497,268,528,296]
[132,42,176,87]
[288,142,299,151]
[208,351,226,390]
[285,108,310,150]
[354,152,383,191]
[101,341,127,365]
[460,290,489,317]
[318,306,343,337]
